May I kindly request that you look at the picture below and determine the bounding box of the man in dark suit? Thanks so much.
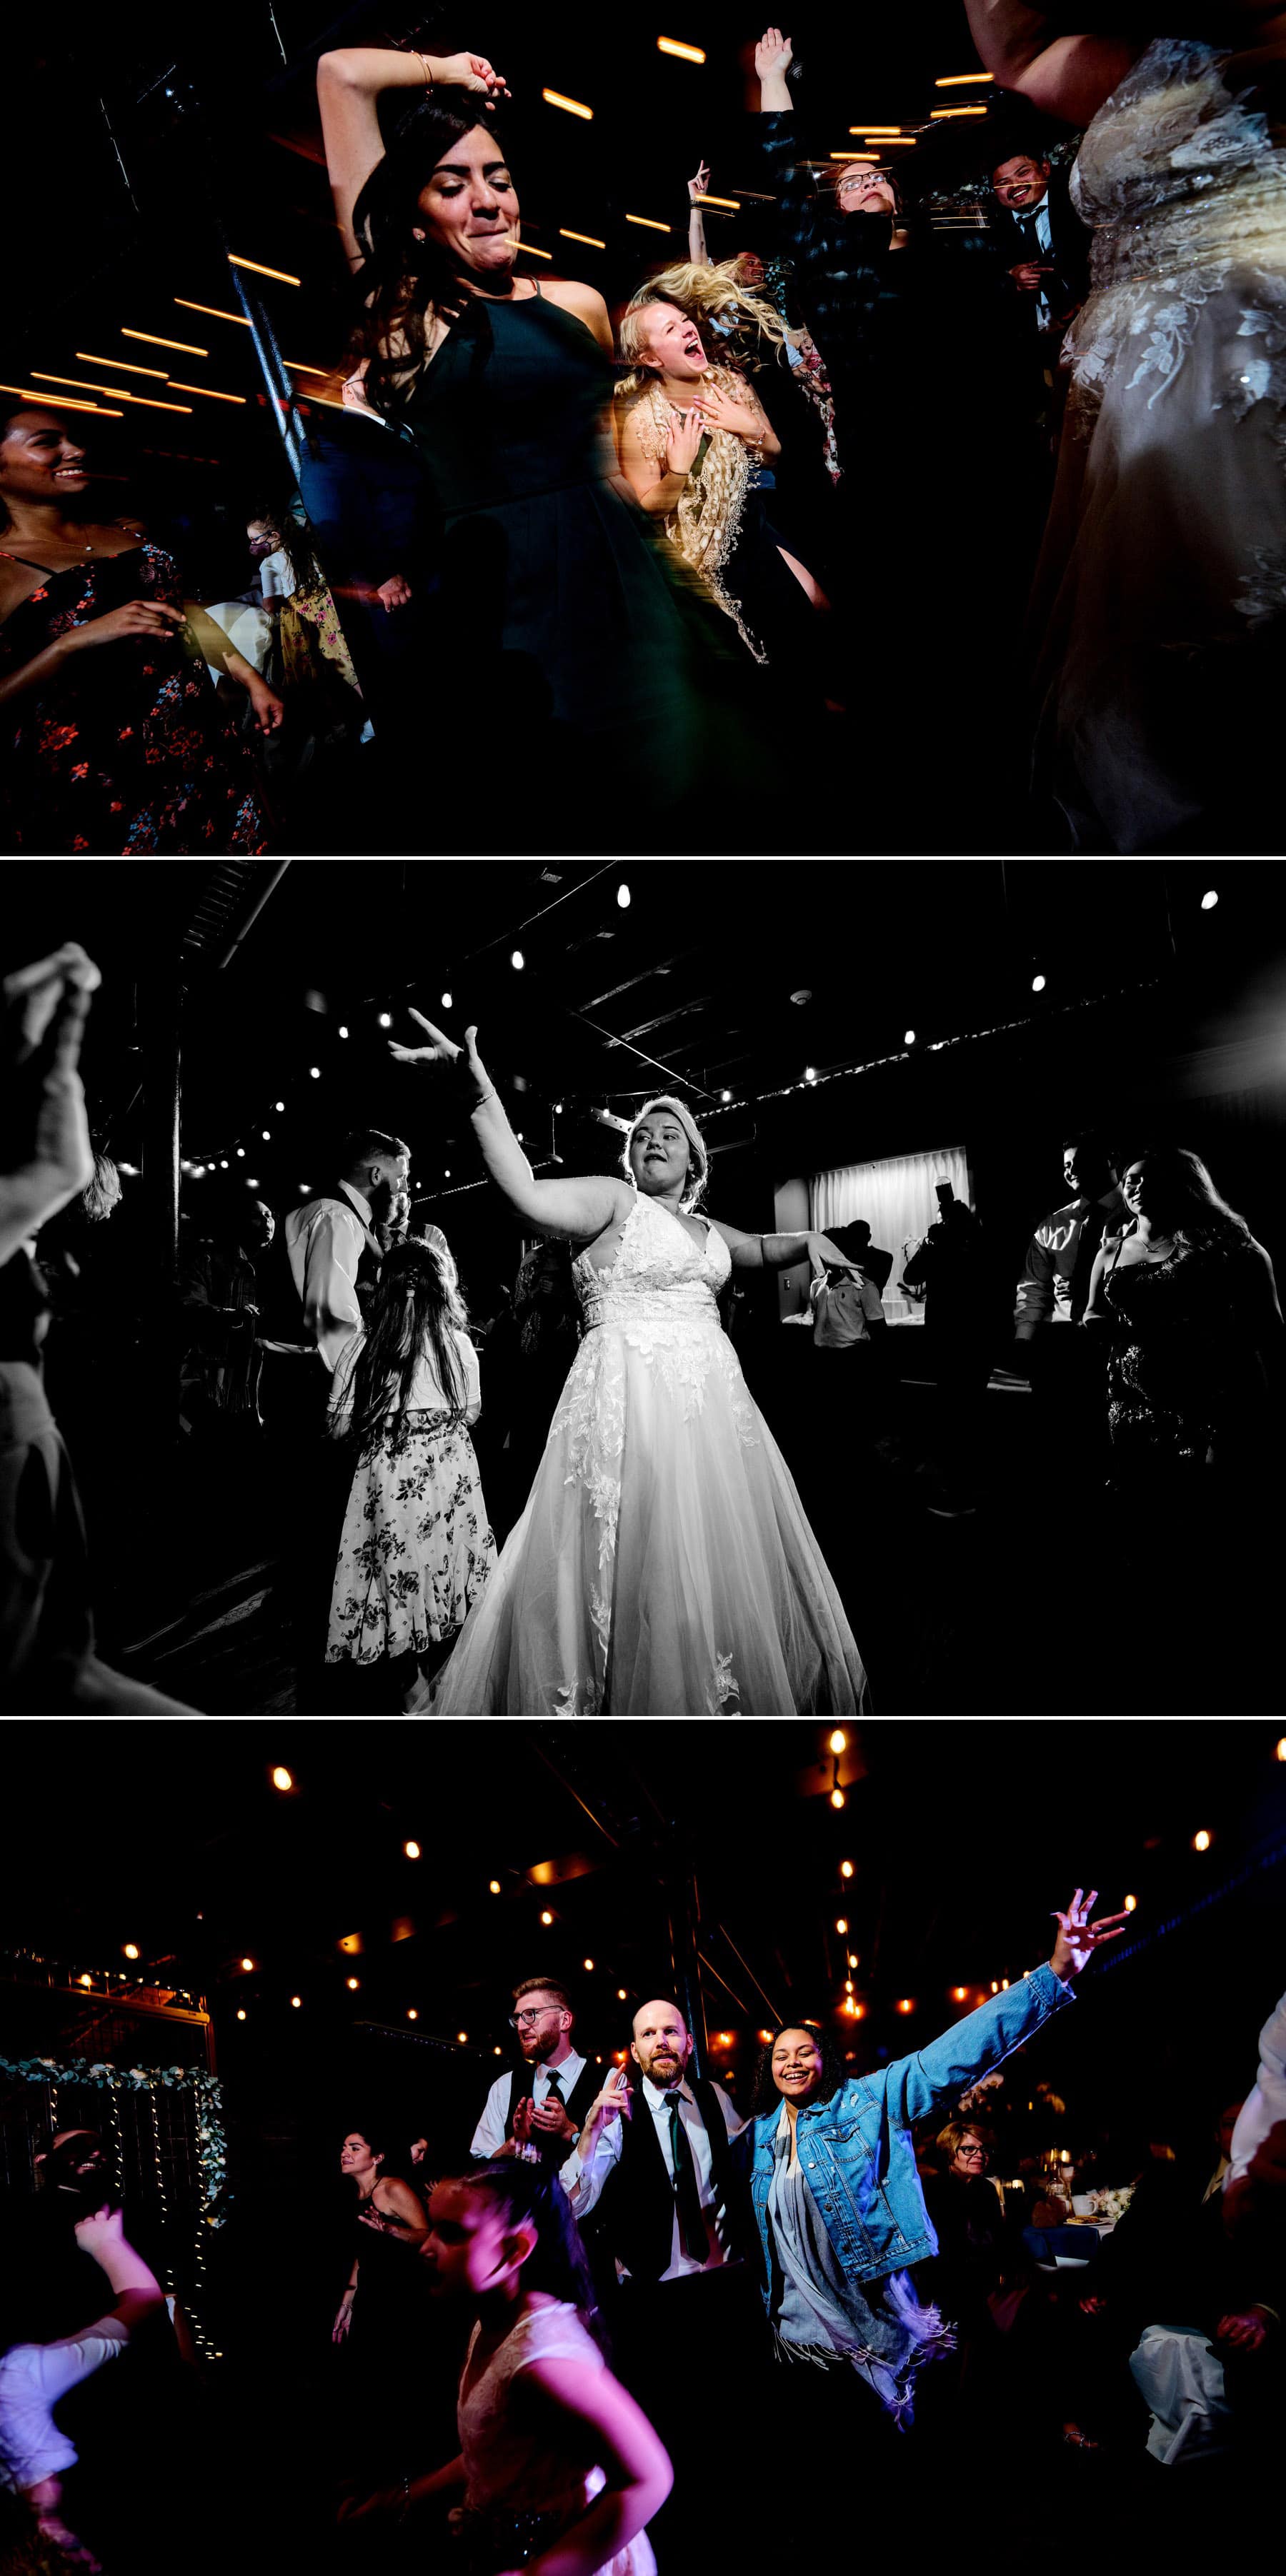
[988,146,1091,363]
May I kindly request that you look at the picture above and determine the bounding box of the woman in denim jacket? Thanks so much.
[746,1890,1125,2432]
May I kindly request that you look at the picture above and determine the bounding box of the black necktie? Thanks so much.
[664,2092,709,2264]
[543,2072,563,2105]
[1068,1206,1107,1324]
[1016,211,1042,258]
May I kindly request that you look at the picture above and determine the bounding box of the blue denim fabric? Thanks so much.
[747,1965,1074,2297]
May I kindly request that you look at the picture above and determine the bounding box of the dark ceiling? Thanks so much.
[9,4,1049,495]
[6,1718,1285,2124]
[6,856,1282,1252]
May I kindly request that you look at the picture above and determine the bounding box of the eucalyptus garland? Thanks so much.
[0,2054,230,2227]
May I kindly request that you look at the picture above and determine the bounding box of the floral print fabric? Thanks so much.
[327,1408,497,1665]
[0,542,269,853]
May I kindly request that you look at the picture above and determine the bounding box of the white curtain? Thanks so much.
[810,1146,970,1320]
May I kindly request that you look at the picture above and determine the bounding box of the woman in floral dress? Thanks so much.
[0,401,278,853]
[326,1236,497,1705]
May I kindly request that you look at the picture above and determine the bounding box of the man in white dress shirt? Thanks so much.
[562,2000,762,2562]
[471,1979,599,2170]
[282,1128,412,1375]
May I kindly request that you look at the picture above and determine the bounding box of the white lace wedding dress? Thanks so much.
[1030,37,1286,849]
[430,1191,867,1714]
[453,2302,657,2575]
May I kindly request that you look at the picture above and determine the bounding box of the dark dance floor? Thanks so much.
[96,1326,1267,1717]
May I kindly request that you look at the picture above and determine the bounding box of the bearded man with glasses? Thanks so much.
[469,1978,599,2168]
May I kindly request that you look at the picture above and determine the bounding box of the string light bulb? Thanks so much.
[1123,1895,1137,1912]
[290,1995,301,2009]
[275,1101,284,1113]
[839,1860,854,1878]
[829,1730,846,1754]
[583,1958,594,1970]
[1193,1829,1212,1852]
[489,1878,502,1894]
[830,1788,846,1809]
[617,882,631,908]
[236,2009,246,2022]
[378,1012,392,1029]
[512,949,526,971]
[408,2008,418,2020]
[271,1766,292,1790]
[1201,888,1218,911]
[617,1987,628,2000]
[836,1917,848,1935]
[404,1840,421,1860]
[240,1957,254,1971]
[540,1908,554,1925]
[124,1943,140,1960]
[347,1977,359,1990]
[442,988,453,1009]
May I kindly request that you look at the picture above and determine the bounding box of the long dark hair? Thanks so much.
[346,1236,469,1452]
[457,2161,609,2351]
[1128,1147,1252,1256]
[349,94,516,419]
[749,2021,849,2118]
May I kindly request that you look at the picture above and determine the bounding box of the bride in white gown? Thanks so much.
[389,1015,869,1715]
[965,4,1286,851]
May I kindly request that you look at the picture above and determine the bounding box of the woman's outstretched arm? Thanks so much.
[316,46,511,266]
[961,3,1140,124]
[389,1016,630,1241]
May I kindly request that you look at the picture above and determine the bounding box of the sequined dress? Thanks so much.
[1030,38,1286,849]
[431,1193,867,1715]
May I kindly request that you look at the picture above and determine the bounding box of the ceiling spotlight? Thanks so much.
[1031,973,1047,993]
[512,949,526,971]
[617,882,631,909]
[1200,888,1218,911]
[271,1766,292,1790]
[338,1024,349,1039]
[124,1943,140,1960]
[904,1028,916,1046]
[404,1840,421,1860]
[309,1067,320,1080]
[442,989,453,1009]
[378,1012,392,1029]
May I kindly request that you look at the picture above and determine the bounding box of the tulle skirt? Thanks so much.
[429,1317,867,1715]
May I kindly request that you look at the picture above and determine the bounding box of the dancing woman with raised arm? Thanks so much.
[389,1017,869,1716]
[963,1,1286,851]
[314,42,758,811]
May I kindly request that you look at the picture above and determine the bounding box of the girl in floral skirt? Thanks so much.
[327,1237,497,1706]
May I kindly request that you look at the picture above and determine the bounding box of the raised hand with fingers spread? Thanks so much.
[1049,1888,1131,1981]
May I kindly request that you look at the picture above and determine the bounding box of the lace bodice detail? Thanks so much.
[1060,36,1286,571]
[572,1193,730,1335]
[458,2302,607,2515]
[1071,38,1283,256]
